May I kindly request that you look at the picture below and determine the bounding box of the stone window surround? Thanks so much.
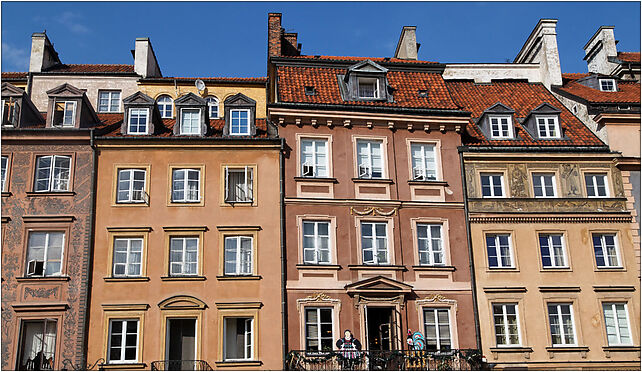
[409,217,451,267]
[534,228,571,271]
[167,164,206,207]
[351,134,390,180]
[216,226,260,278]
[21,221,72,279]
[542,298,582,348]
[296,133,334,178]
[296,214,338,265]
[13,314,64,370]
[406,138,443,182]
[527,168,560,198]
[581,168,613,198]
[477,169,508,198]
[215,302,261,365]
[161,227,207,279]
[296,294,341,351]
[482,229,518,272]
[353,215,396,266]
[219,164,258,208]
[416,295,460,350]
[111,163,151,207]
[100,306,147,366]
[590,229,625,270]
[104,227,151,281]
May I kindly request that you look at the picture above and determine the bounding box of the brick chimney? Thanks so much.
[514,19,562,88]
[394,26,419,60]
[583,26,619,75]
[29,32,61,72]
[133,37,162,78]
[268,13,283,58]
[282,32,301,56]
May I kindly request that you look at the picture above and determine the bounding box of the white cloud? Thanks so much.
[58,11,90,34]
[2,42,29,71]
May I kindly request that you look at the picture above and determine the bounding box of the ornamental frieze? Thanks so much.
[23,286,60,301]
[468,198,627,213]
[508,164,528,198]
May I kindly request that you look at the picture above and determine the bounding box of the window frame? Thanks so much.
[222,165,256,206]
[304,307,335,352]
[229,109,251,136]
[584,172,610,198]
[602,302,633,346]
[170,168,202,204]
[357,77,380,99]
[480,172,505,198]
[222,317,254,361]
[409,141,440,181]
[106,318,140,364]
[492,303,522,347]
[127,107,150,135]
[205,96,219,119]
[299,137,330,178]
[179,108,202,135]
[168,236,200,276]
[359,220,391,265]
[98,90,122,113]
[547,303,578,347]
[422,307,453,352]
[599,79,616,92]
[25,230,66,277]
[111,236,144,278]
[301,220,332,265]
[53,100,76,127]
[106,228,150,280]
[223,235,254,276]
[416,223,445,266]
[592,232,622,269]
[531,172,557,198]
[217,227,259,277]
[538,233,569,269]
[1,154,9,192]
[156,95,174,119]
[33,154,73,193]
[488,115,514,139]
[115,168,147,204]
[485,233,515,269]
[536,115,561,139]
[355,138,386,179]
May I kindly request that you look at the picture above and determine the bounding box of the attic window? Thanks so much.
[418,90,428,98]
[599,79,616,92]
[489,115,513,139]
[53,101,76,127]
[618,105,631,110]
[536,116,561,139]
[304,86,316,96]
[358,78,379,99]
[2,98,20,127]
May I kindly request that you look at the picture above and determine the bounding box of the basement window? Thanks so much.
[304,86,316,96]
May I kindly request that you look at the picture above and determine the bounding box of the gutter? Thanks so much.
[457,145,611,153]
[269,102,470,116]
[279,137,289,369]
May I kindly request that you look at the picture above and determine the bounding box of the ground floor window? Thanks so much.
[223,317,253,361]
[17,319,57,371]
[305,307,333,351]
[423,308,451,352]
[107,319,139,363]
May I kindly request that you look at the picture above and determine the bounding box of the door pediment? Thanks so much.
[345,275,413,294]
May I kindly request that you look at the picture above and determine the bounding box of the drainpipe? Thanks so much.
[279,137,289,369]
[459,149,482,351]
[26,72,34,96]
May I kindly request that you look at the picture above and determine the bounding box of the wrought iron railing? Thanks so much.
[150,360,213,371]
[285,349,486,371]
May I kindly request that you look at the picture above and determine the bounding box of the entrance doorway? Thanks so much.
[165,318,196,370]
[366,307,395,351]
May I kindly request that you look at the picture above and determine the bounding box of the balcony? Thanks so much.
[285,349,486,371]
[150,360,213,371]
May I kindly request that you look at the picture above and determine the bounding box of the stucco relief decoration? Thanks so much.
[355,294,405,309]
[415,294,458,312]
[611,166,625,197]
[465,166,476,197]
[23,287,59,300]
[508,164,528,197]
[560,164,580,196]
[297,293,341,313]
[350,207,397,216]
[469,198,626,213]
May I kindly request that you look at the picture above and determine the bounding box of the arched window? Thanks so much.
[156,95,173,118]
[205,96,219,119]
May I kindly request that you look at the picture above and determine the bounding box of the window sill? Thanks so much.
[214,360,262,367]
[489,346,533,353]
[595,267,626,272]
[112,202,148,207]
[296,264,342,270]
[545,346,589,352]
[412,265,456,272]
[347,264,406,271]
[104,277,150,282]
[223,201,255,207]
[1,191,11,197]
[25,191,75,197]
[351,178,394,184]
[15,276,71,282]
[407,180,448,186]
[602,345,640,352]
[294,177,338,183]
[99,362,146,370]
[161,276,206,281]
[540,267,572,272]
[216,275,262,280]
[486,268,519,272]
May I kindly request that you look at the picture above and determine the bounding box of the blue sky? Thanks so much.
[1,1,640,77]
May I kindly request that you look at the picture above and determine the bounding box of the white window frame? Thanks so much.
[356,139,385,179]
[107,319,139,364]
[357,77,379,99]
[112,237,143,277]
[98,90,121,113]
[548,303,578,347]
[599,79,616,92]
[492,303,522,347]
[304,307,334,352]
[360,221,389,265]
[171,169,201,203]
[602,303,633,346]
[116,169,147,203]
[416,223,444,266]
[302,221,331,264]
[592,233,622,268]
[539,233,568,268]
[223,317,254,361]
[57,101,76,127]
[169,237,199,276]
[180,108,201,135]
[585,173,609,197]
[532,173,557,198]
[410,143,438,181]
[1,155,8,192]
[486,234,514,268]
[480,173,505,198]
[223,236,253,276]
[26,231,65,277]
[224,166,253,203]
[489,115,513,139]
[205,96,219,119]
[34,155,72,192]
[127,108,149,135]
[230,109,251,135]
[536,116,561,139]
[157,95,173,118]
[423,308,452,351]
[300,138,329,178]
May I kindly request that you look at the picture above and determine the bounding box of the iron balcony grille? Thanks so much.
[150,360,213,371]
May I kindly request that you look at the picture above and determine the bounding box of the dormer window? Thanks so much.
[340,60,390,102]
[53,101,76,127]
[128,108,149,135]
[536,116,560,139]
[358,78,379,99]
[230,109,250,135]
[2,98,20,127]
[157,95,173,118]
[489,115,513,139]
[599,79,616,92]
[205,96,219,118]
[304,86,316,96]
[223,93,256,137]
[180,108,201,135]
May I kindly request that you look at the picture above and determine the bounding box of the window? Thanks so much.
[480,173,504,197]
[600,79,616,92]
[486,234,513,268]
[603,303,632,345]
[224,236,253,275]
[34,155,71,192]
[172,169,200,203]
[205,96,219,118]
[592,233,621,268]
[417,224,444,266]
[533,173,556,197]
[112,237,143,277]
[423,308,451,352]
[357,78,379,99]
[157,95,173,118]
[17,320,57,370]
[116,169,146,203]
[536,116,560,138]
[410,143,437,181]
[53,101,76,127]
[301,139,329,178]
[2,98,20,126]
[539,234,567,268]
[361,222,388,265]
[548,303,576,346]
[98,91,121,112]
[230,109,250,135]
[305,308,333,351]
[489,116,513,139]
[127,108,149,135]
[302,221,330,264]
[356,140,384,179]
[224,317,253,361]
[1,155,8,192]
[26,231,64,277]
[169,237,198,276]
[585,173,609,197]
[304,86,316,96]
[225,167,253,203]
[492,304,520,346]
[107,319,139,363]
[180,108,201,135]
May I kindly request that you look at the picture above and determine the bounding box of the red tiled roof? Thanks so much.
[557,79,640,104]
[43,64,135,73]
[561,73,590,82]
[277,66,459,110]
[283,55,439,64]
[617,52,640,63]
[152,76,267,83]
[1,71,27,79]
[446,80,604,147]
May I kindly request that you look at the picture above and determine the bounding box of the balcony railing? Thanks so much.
[150,360,213,371]
[285,349,486,371]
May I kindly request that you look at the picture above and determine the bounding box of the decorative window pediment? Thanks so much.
[223,93,256,137]
[339,60,392,102]
[174,92,207,136]
[477,103,517,140]
[1,82,44,128]
[344,275,413,294]
[45,83,99,129]
[158,295,207,310]
[523,103,564,140]
[121,91,157,135]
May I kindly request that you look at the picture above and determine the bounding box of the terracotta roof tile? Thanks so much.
[1,71,28,79]
[277,66,459,110]
[557,79,640,104]
[283,55,439,65]
[153,76,267,83]
[445,80,604,147]
[42,64,135,73]
[617,52,640,63]
[561,73,590,81]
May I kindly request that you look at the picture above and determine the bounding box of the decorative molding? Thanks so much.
[468,198,628,214]
[296,292,342,313]
[159,295,207,310]
[11,303,69,312]
[106,226,152,232]
[356,294,405,310]
[415,294,458,312]
[350,206,398,216]
[483,286,527,293]
[216,225,262,231]
[101,304,150,311]
[470,215,632,224]
[23,286,59,300]
[215,301,263,309]
[538,286,581,293]
[162,226,208,232]
[22,215,75,223]
[593,285,636,292]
